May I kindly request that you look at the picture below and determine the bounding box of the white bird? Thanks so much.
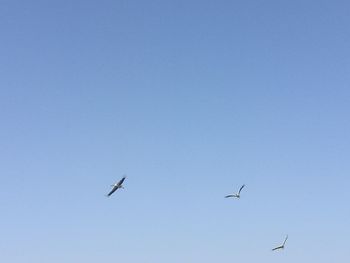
[272,235,288,251]
[225,184,245,198]
[106,176,126,197]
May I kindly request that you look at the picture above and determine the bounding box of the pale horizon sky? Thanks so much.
[1,1,350,262]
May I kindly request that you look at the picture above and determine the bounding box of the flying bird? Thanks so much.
[272,235,288,251]
[106,176,126,197]
[225,184,245,198]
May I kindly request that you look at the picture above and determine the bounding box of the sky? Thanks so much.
[1,0,350,262]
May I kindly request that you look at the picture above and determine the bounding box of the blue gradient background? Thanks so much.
[1,1,349,262]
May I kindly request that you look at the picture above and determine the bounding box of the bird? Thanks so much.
[106,176,126,197]
[225,184,245,198]
[272,235,288,251]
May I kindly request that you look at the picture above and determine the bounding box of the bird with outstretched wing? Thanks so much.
[107,176,126,197]
[225,184,245,198]
[272,235,288,251]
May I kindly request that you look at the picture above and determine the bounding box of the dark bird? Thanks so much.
[106,176,126,197]
[225,184,245,198]
[272,235,288,251]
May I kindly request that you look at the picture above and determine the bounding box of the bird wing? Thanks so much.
[238,184,245,194]
[283,235,288,246]
[225,195,235,198]
[107,186,118,197]
[272,246,282,251]
[117,176,126,187]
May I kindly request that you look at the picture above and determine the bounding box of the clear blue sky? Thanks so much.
[1,0,350,262]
